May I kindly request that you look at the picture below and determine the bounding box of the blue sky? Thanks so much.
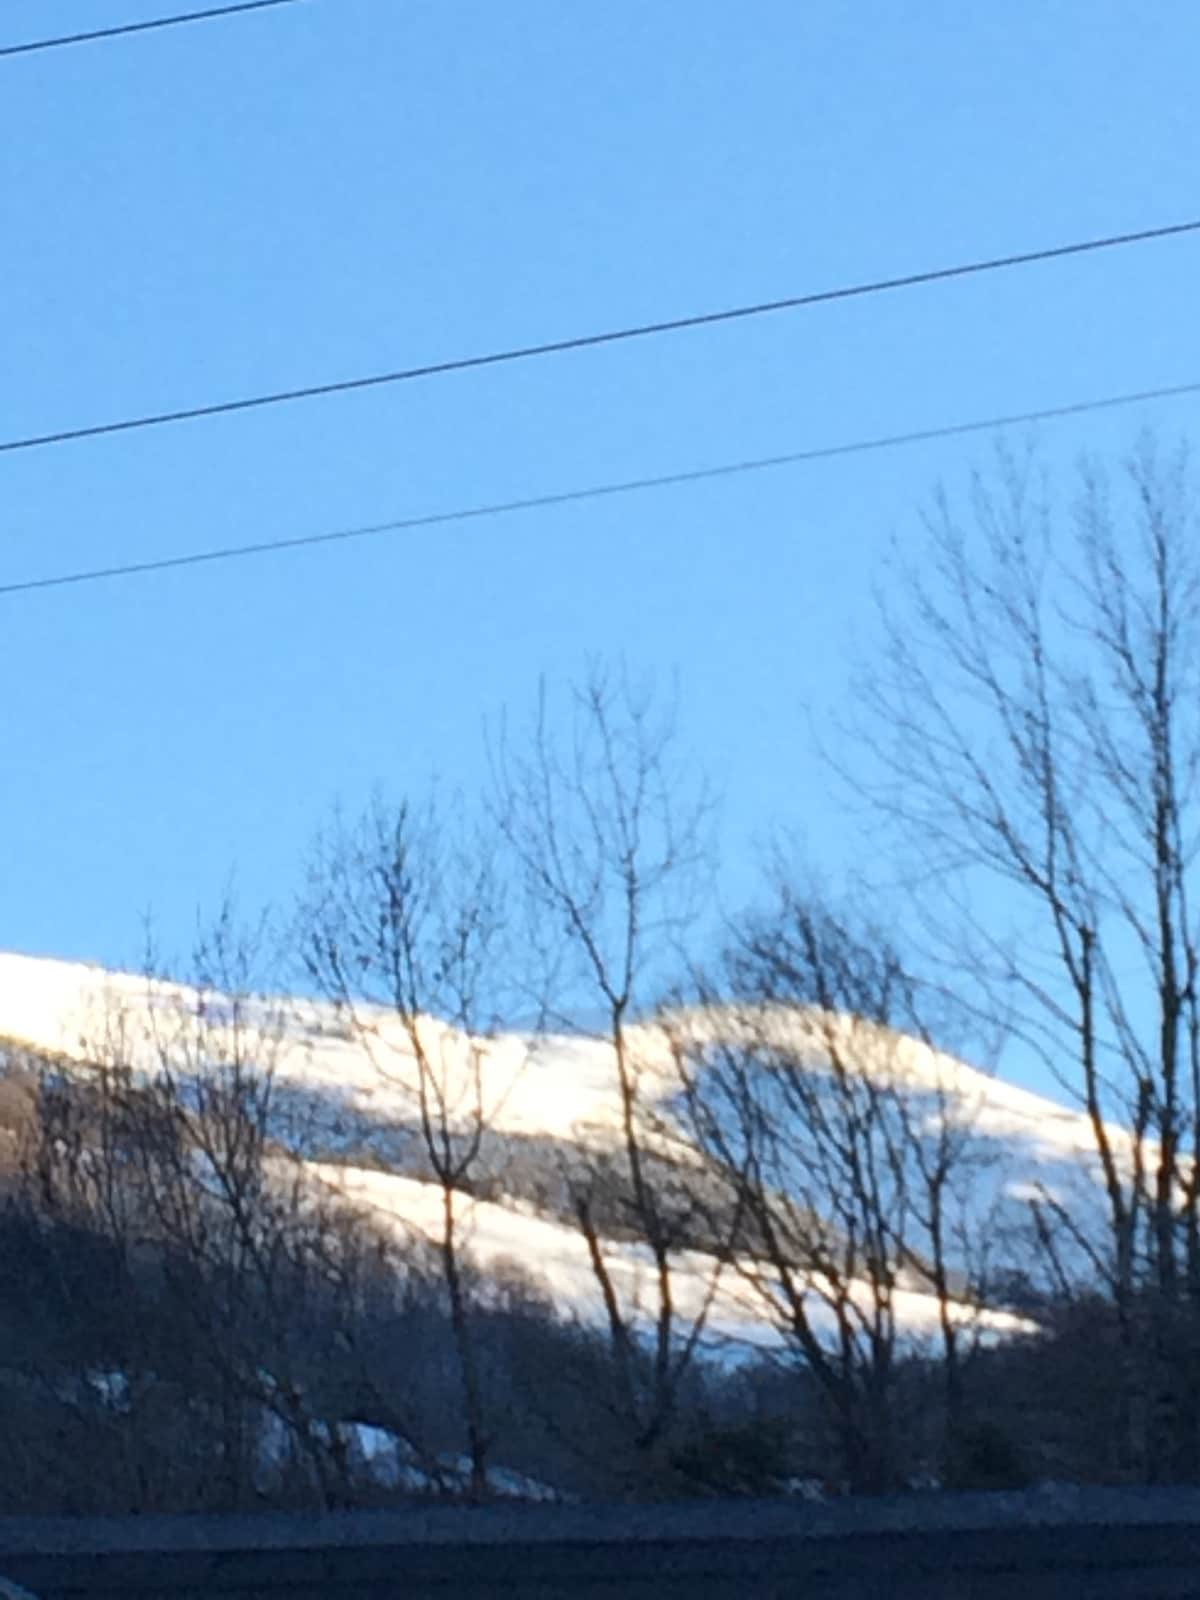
[2,1,1199,1047]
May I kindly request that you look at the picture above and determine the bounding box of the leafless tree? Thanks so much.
[22,910,396,1510]
[491,667,729,1482]
[672,879,995,1490]
[299,790,516,1501]
[846,436,1200,1479]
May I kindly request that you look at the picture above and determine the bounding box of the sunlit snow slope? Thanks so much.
[0,951,1109,1346]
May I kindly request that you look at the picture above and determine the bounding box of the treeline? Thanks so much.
[5,437,1200,1507]
[0,1028,1150,1511]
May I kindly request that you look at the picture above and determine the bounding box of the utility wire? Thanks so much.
[1,220,1198,457]
[3,377,1197,598]
[0,0,306,60]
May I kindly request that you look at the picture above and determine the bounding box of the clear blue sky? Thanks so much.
[2,1,1198,1026]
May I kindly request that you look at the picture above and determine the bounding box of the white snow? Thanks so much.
[0,950,1125,1161]
[308,1160,1035,1347]
[0,952,627,1143]
[252,1410,563,1501]
[0,950,1110,1346]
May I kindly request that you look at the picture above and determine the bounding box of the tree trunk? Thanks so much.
[441,1183,489,1501]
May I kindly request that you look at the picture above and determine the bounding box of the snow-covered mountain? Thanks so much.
[0,950,1113,1348]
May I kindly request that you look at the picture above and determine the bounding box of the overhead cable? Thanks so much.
[2,220,1197,456]
[0,1,307,60]
[3,377,1197,597]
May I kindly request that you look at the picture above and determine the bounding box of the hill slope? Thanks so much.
[0,950,1106,1344]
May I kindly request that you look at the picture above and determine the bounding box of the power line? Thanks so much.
[0,0,306,60]
[2,220,1198,457]
[3,377,1197,598]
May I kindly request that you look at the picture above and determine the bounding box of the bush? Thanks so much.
[670,1415,794,1496]
[945,1418,1031,1491]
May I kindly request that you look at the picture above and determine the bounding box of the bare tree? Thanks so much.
[22,911,388,1511]
[672,881,994,1490]
[300,790,516,1501]
[491,667,727,1482]
[847,436,1200,1479]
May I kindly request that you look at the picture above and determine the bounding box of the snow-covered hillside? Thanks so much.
[302,1161,1032,1344]
[0,950,1109,1347]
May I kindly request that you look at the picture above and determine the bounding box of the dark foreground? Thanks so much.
[4,1487,1200,1597]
